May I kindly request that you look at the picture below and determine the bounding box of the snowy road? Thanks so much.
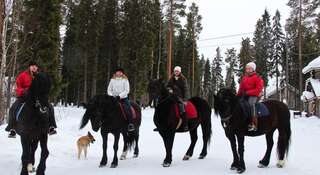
[1,107,319,175]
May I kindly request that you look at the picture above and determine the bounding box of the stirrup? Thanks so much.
[48,127,57,135]
[8,129,16,138]
[128,124,135,131]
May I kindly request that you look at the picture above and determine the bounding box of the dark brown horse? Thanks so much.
[80,95,141,168]
[16,72,52,175]
[153,83,212,167]
[213,88,291,173]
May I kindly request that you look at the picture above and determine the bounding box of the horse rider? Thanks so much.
[167,66,190,131]
[107,68,135,131]
[5,61,57,138]
[237,62,264,131]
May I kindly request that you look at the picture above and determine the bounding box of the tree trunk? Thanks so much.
[0,0,6,124]
[167,0,173,79]
[83,52,88,103]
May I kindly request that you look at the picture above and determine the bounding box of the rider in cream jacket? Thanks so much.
[107,74,130,99]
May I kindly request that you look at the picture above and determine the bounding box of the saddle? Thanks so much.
[239,98,270,118]
[118,101,137,121]
[174,101,198,119]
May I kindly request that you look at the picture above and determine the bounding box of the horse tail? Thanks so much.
[126,102,141,150]
[277,104,291,160]
[126,130,136,150]
[189,97,212,145]
[79,111,90,129]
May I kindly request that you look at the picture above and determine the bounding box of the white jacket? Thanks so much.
[107,76,130,99]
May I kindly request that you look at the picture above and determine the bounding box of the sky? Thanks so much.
[185,0,291,60]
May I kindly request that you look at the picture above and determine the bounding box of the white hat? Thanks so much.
[174,66,181,72]
[246,62,256,71]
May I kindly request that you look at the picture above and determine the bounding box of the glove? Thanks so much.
[243,91,248,97]
[22,89,29,99]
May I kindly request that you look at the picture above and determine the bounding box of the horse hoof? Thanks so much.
[183,155,190,160]
[133,154,138,158]
[276,160,285,168]
[237,168,245,174]
[162,162,171,167]
[110,164,118,168]
[120,156,126,160]
[230,166,237,170]
[198,155,206,159]
[27,164,35,173]
[258,163,268,168]
[99,164,106,168]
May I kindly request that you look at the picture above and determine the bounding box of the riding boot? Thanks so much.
[181,112,189,131]
[248,116,258,131]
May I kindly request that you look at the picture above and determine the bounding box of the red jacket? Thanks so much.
[15,71,33,97]
[237,72,264,97]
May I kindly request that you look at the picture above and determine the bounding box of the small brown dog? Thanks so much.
[77,131,96,159]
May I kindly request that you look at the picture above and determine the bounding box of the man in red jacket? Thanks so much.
[237,62,264,131]
[5,61,57,138]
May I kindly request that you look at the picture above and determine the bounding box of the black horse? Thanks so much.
[80,94,141,168]
[213,88,291,173]
[15,72,52,175]
[153,83,212,167]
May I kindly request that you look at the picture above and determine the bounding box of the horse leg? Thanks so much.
[133,129,139,158]
[120,132,128,160]
[258,130,275,168]
[99,134,108,167]
[183,129,198,160]
[236,135,246,174]
[28,139,38,173]
[20,136,30,175]
[276,125,291,168]
[226,133,239,170]
[36,135,49,175]
[160,130,175,167]
[110,132,120,168]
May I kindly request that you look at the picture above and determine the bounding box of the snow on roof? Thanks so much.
[302,56,320,74]
[310,78,320,97]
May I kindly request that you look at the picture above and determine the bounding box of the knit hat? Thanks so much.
[173,66,181,72]
[28,61,38,67]
[246,62,256,71]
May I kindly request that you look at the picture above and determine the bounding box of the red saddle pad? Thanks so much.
[174,101,198,119]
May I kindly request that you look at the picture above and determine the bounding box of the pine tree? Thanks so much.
[254,9,272,96]
[163,0,186,78]
[203,58,211,100]
[225,48,238,92]
[20,0,63,100]
[211,47,224,95]
[286,0,317,108]
[237,37,254,82]
[185,2,202,95]
[270,10,285,100]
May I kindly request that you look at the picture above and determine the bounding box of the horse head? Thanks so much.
[214,88,238,123]
[80,95,117,132]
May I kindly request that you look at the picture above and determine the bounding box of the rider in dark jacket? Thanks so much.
[167,66,190,131]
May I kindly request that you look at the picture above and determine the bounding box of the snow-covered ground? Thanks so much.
[0,107,319,175]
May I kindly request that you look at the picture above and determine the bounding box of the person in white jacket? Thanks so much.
[107,68,135,131]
